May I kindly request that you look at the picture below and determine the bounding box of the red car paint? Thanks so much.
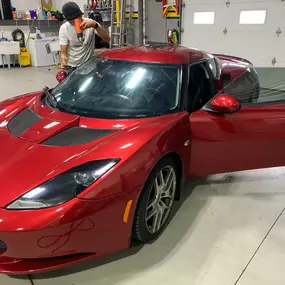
[210,94,241,113]
[0,45,273,274]
[98,45,208,64]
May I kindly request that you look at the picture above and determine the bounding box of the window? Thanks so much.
[221,67,285,106]
[239,10,266,24]
[51,57,182,119]
[223,68,259,104]
[193,12,215,24]
[188,62,215,112]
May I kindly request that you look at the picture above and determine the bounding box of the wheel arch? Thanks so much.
[131,151,184,242]
[138,151,184,201]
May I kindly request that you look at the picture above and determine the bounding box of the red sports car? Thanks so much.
[1,44,278,275]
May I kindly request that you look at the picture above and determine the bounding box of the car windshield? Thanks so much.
[51,57,182,118]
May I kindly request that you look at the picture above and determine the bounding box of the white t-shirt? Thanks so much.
[59,19,101,67]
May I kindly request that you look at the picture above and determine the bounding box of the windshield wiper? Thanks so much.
[43,86,58,109]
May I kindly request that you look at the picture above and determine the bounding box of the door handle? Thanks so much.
[184,140,191,146]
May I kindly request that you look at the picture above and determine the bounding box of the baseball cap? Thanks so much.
[62,2,82,21]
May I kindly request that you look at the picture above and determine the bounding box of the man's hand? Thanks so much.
[60,63,68,69]
[80,19,98,30]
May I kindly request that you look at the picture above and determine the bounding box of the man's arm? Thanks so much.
[59,25,69,68]
[80,19,110,43]
[60,45,68,69]
[94,25,110,43]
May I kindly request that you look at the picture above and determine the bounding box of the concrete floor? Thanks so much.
[1,67,285,285]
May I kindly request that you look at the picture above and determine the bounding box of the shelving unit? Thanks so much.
[0,19,58,25]
[0,19,61,33]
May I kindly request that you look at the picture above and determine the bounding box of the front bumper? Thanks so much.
[0,188,140,274]
[0,253,96,275]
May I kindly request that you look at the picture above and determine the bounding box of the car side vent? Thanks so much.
[7,108,42,137]
[41,127,118,146]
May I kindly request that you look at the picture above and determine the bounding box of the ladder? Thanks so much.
[110,0,134,48]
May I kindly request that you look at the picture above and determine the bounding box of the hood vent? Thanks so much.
[7,108,42,137]
[41,127,118,146]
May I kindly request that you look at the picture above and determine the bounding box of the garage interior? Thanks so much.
[1,0,285,284]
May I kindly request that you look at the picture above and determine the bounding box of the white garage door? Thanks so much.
[181,0,285,67]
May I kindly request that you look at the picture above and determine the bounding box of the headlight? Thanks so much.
[7,159,120,210]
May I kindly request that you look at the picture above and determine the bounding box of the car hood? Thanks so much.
[0,92,181,207]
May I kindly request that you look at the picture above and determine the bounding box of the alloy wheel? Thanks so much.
[145,165,176,234]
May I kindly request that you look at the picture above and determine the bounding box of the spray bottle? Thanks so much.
[74,18,84,42]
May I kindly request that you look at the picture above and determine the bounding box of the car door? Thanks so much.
[187,65,285,177]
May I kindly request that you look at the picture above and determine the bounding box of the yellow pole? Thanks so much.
[116,0,120,27]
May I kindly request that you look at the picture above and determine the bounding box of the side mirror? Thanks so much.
[210,94,241,113]
[56,70,68,83]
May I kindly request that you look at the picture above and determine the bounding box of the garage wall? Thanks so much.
[10,0,44,10]
[145,0,179,43]
[181,0,285,67]
[56,0,84,11]
[56,0,139,13]
[9,0,58,11]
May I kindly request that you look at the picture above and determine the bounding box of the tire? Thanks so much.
[132,157,178,243]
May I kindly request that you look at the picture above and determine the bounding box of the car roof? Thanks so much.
[97,44,212,64]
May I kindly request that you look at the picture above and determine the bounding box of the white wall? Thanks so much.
[181,0,285,67]
[56,0,87,12]
[11,0,57,11]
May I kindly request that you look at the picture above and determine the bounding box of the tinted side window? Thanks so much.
[223,68,259,104]
[254,69,285,104]
[187,62,215,112]
[223,67,285,106]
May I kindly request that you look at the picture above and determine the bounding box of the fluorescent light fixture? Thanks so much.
[239,10,266,24]
[194,12,215,24]
[126,68,146,89]
[79,77,93,92]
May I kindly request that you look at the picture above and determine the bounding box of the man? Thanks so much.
[59,2,110,68]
